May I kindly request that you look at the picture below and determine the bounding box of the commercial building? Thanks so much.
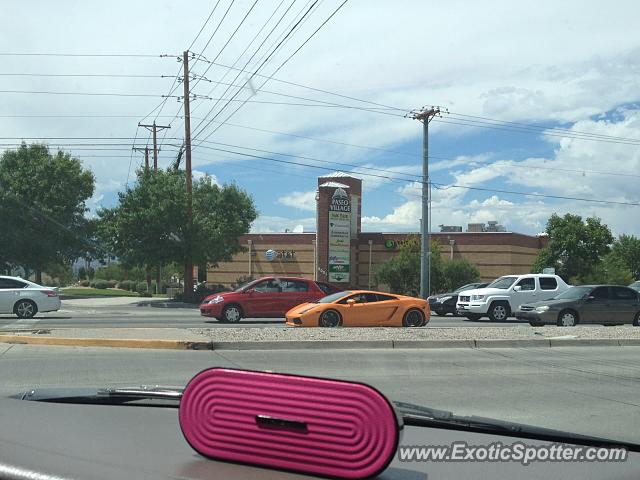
[206,173,547,290]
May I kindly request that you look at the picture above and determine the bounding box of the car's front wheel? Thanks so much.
[15,299,37,319]
[557,309,578,327]
[319,309,342,327]
[221,304,243,323]
[488,302,510,322]
[403,309,426,327]
[634,312,640,327]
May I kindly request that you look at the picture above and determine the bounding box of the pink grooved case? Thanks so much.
[178,368,402,479]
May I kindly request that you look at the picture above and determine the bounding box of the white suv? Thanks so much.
[456,274,569,322]
[0,276,61,319]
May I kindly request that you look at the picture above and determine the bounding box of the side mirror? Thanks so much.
[513,285,521,292]
[245,288,255,294]
[346,299,356,306]
[585,295,595,302]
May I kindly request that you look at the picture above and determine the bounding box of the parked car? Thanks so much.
[285,290,430,327]
[630,281,640,292]
[200,276,341,323]
[456,274,570,321]
[0,275,61,319]
[428,282,488,316]
[515,285,640,326]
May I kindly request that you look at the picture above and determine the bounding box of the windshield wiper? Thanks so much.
[15,386,184,407]
[394,401,639,452]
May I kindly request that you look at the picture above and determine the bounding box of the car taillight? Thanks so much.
[43,290,58,297]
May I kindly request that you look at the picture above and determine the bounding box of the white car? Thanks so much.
[456,274,570,322]
[0,275,61,319]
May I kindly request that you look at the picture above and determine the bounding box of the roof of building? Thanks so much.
[318,181,350,188]
[320,171,354,178]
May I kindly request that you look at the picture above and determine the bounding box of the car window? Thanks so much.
[281,280,309,293]
[0,278,27,289]
[539,277,558,290]
[612,287,637,300]
[515,277,535,291]
[375,293,397,302]
[338,293,375,304]
[487,276,518,289]
[317,291,351,303]
[252,279,281,293]
[590,287,610,300]
[315,282,337,295]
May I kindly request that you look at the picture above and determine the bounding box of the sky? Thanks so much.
[2,0,640,237]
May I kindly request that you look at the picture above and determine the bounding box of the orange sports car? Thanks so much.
[285,290,430,327]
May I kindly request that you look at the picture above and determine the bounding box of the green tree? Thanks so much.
[531,213,613,282]
[442,258,481,291]
[100,169,257,298]
[580,253,634,285]
[0,143,95,283]
[374,238,445,296]
[610,234,640,280]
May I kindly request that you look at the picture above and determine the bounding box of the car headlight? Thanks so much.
[535,305,550,312]
[208,295,224,304]
[471,295,485,301]
[438,296,452,303]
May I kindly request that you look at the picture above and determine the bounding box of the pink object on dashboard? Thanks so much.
[179,368,402,479]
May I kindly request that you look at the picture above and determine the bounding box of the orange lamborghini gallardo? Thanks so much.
[285,290,430,327]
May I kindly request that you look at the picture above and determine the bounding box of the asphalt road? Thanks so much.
[0,344,638,445]
[0,298,525,330]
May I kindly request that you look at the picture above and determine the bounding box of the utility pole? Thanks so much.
[138,122,170,171]
[132,146,151,170]
[183,50,194,299]
[411,107,441,299]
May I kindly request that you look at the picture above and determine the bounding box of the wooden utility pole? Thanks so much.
[183,50,194,299]
[132,146,151,170]
[138,122,170,171]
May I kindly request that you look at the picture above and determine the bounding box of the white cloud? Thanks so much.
[250,215,316,233]
[276,190,317,212]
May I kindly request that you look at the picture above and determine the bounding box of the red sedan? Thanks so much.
[200,276,341,323]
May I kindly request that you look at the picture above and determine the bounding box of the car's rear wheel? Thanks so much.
[15,299,37,319]
[557,309,578,327]
[465,314,482,321]
[633,312,640,326]
[319,309,341,327]
[488,302,510,322]
[221,304,243,323]
[403,309,425,327]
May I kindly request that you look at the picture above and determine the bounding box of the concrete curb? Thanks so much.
[2,335,640,350]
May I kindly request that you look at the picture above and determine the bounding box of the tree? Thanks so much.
[374,238,446,296]
[0,143,95,283]
[610,234,640,280]
[531,213,613,282]
[100,168,257,298]
[442,259,481,291]
[580,253,634,285]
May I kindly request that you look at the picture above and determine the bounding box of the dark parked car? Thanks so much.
[514,285,640,326]
[428,282,488,316]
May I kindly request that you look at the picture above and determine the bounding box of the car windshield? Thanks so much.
[553,286,593,300]
[3,2,640,468]
[315,291,352,303]
[486,276,518,289]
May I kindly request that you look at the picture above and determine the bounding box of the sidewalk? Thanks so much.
[2,326,640,350]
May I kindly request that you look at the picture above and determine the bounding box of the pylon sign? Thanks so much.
[328,188,351,283]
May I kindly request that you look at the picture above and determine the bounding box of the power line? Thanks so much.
[0,73,175,78]
[194,0,347,144]
[0,52,169,58]
[189,0,301,139]
[188,1,224,51]
[0,89,182,98]
[187,143,640,207]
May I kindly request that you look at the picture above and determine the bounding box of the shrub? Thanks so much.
[118,280,133,291]
[107,280,118,288]
[136,281,149,293]
[93,280,110,290]
[79,280,90,287]
[139,291,153,298]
